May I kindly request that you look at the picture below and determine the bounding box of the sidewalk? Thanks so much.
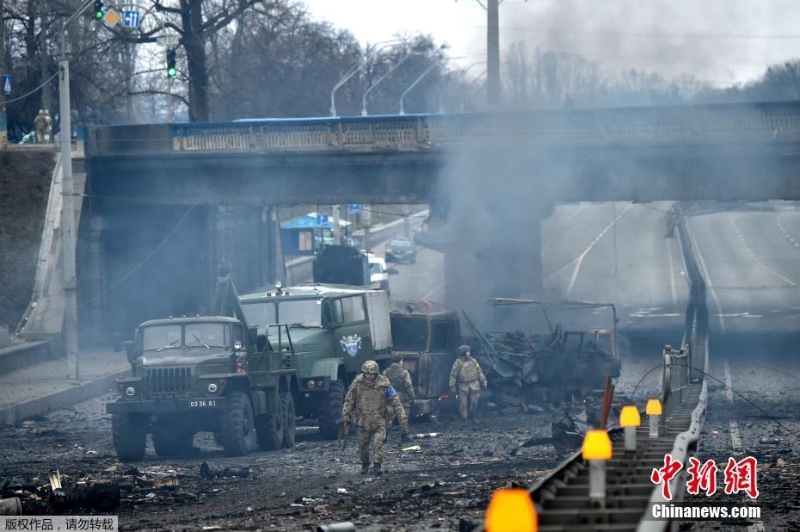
[0,347,129,428]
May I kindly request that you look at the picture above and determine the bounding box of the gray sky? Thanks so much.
[301,0,800,87]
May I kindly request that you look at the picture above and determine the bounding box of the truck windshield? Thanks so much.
[391,316,428,351]
[185,323,227,348]
[242,299,322,327]
[142,325,183,352]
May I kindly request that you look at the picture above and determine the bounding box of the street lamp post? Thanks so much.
[361,50,423,116]
[330,40,404,117]
[399,64,437,115]
[60,0,94,379]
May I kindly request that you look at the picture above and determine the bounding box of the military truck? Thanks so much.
[239,283,392,438]
[105,269,298,461]
[389,300,461,418]
[312,245,370,287]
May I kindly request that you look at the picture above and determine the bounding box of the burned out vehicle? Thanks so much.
[239,283,392,438]
[106,268,298,461]
[389,300,461,417]
[466,299,622,405]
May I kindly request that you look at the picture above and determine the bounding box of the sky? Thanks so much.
[300,0,800,88]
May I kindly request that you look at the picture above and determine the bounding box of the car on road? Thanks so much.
[386,237,417,264]
[368,255,390,293]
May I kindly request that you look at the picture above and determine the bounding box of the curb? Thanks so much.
[0,368,131,428]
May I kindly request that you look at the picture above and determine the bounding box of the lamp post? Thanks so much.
[60,0,94,379]
[399,64,437,115]
[330,40,402,117]
[361,49,424,116]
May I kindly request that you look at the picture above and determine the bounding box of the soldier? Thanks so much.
[34,110,47,144]
[449,345,488,421]
[342,360,409,475]
[383,353,416,415]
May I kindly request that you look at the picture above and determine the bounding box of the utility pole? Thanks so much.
[60,0,94,379]
[40,1,52,114]
[0,0,7,149]
[487,0,501,109]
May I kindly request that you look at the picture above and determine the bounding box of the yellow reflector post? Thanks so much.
[485,488,537,532]
[646,398,662,415]
[620,405,641,427]
[582,429,612,461]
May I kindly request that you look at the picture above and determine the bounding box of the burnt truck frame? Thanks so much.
[106,269,299,461]
[239,283,392,438]
[389,301,462,418]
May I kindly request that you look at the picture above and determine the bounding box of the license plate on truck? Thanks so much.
[189,400,218,407]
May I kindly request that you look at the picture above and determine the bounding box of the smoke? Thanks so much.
[501,0,798,87]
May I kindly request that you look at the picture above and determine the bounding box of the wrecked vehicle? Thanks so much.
[465,299,622,405]
[389,300,461,418]
[239,283,392,439]
[106,267,298,461]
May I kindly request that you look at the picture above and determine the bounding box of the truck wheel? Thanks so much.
[282,391,296,449]
[318,380,344,440]
[152,424,194,458]
[222,391,254,456]
[112,413,147,462]
[255,409,283,452]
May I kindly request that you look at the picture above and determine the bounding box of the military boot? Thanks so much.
[373,463,382,476]
[361,463,370,475]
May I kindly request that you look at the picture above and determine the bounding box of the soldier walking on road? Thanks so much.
[34,110,47,144]
[449,345,488,421]
[342,360,409,475]
[383,354,416,419]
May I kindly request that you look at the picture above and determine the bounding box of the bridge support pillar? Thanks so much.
[78,214,106,347]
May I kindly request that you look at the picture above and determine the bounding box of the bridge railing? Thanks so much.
[87,101,800,157]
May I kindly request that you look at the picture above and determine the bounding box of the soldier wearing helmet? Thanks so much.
[342,360,409,475]
[383,353,416,415]
[449,345,488,421]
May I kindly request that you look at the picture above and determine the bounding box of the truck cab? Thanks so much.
[240,283,392,438]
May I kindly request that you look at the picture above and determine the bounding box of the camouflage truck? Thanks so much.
[389,300,461,418]
[105,270,298,461]
[239,283,392,438]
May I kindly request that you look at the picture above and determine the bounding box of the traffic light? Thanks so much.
[93,1,104,20]
[166,50,178,78]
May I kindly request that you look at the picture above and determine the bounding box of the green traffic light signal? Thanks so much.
[166,50,177,78]
[93,1,104,20]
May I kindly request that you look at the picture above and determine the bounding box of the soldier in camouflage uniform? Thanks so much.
[449,345,488,420]
[342,360,409,475]
[383,354,416,422]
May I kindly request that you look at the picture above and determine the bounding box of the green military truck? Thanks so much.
[106,271,298,461]
[239,283,392,438]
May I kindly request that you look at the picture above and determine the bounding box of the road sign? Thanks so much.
[123,10,141,28]
[157,35,180,46]
[103,8,120,27]
[2,75,11,96]
[316,214,330,227]
[348,204,361,214]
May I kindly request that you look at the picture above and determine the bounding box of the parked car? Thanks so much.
[368,255,390,293]
[385,238,417,263]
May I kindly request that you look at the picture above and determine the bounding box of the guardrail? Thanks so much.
[87,100,800,157]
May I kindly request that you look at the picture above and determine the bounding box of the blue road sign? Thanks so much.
[2,75,11,96]
[123,10,141,28]
[348,204,361,214]
[316,214,330,227]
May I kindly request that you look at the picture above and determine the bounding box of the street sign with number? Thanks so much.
[157,35,180,46]
[123,10,141,28]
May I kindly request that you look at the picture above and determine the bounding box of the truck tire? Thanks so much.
[152,424,194,458]
[318,380,344,440]
[112,413,147,462]
[222,391,254,456]
[282,391,296,449]
[255,407,283,452]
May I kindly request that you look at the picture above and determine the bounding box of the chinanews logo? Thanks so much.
[340,335,362,357]
[647,453,763,522]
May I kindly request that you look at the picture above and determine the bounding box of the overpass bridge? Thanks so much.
[86,100,800,206]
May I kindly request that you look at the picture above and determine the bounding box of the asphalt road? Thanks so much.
[685,202,800,335]
[541,201,688,337]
